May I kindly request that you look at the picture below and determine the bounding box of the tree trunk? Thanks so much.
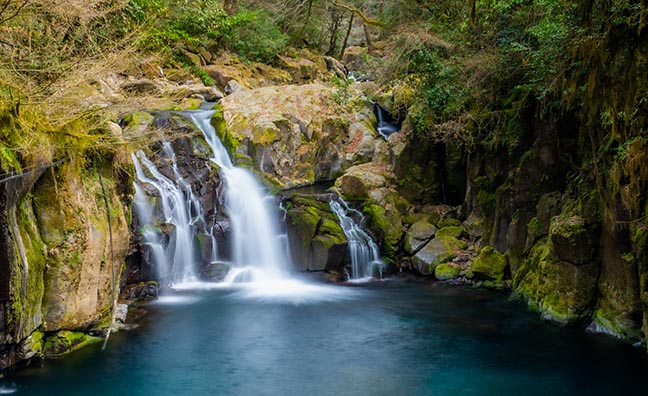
[297,0,314,44]
[326,11,342,56]
[339,12,354,60]
[470,0,476,25]
[363,22,373,54]
[223,0,237,16]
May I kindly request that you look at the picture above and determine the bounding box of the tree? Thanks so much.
[223,0,237,15]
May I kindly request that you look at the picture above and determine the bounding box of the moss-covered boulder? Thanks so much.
[513,238,599,325]
[435,263,461,281]
[404,220,437,254]
[472,246,508,282]
[412,235,467,275]
[436,225,465,239]
[43,330,102,358]
[214,84,381,188]
[285,194,348,272]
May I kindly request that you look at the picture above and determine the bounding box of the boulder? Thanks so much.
[435,263,461,281]
[285,194,348,272]
[513,238,599,325]
[404,220,437,254]
[471,246,508,281]
[214,84,381,188]
[412,235,467,275]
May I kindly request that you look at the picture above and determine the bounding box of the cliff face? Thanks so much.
[0,159,131,369]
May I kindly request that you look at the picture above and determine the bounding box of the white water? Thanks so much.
[330,198,385,281]
[132,150,198,285]
[133,110,350,301]
[186,111,290,284]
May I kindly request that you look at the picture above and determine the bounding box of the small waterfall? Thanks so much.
[185,111,291,284]
[329,198,385,281]
[374,104,400,139]
[132,149,199,285]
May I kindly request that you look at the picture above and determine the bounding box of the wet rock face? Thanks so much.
[124,113,227,285]
[283,194,348,273]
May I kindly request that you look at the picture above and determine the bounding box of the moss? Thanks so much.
[472,246,508,282]
[527,217,541,236]
[8,195,47,340]
[210,106,240,156]
[43,330,102,358]
[121,111,154,128]
[436,225,464,238]
[173,98,203,111]
[434,263,460,280]
[363,203,400,259]
[437,218,461,228]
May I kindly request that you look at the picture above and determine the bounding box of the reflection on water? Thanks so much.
[7,280,648,396]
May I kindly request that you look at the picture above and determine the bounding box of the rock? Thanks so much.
[335,163,389,201]
[277,51,328,83]
[114,303,129,324]
[513,238,599,325]
[17,331,43,361]
[435,263,461,281]
[412,235,467,275]
[203,262,232,281]
[549,215,596,265]
[214,84,380,188]
[471,246,508,281]
[436,225,465,239]
[285,194,348,272]
[225,80,246,95]
[324,56,347,79]
[43,330,102,358]
[404,220,437,254]
[120,79,161,95]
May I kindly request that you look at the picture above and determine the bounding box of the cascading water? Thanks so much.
[133,109,354,301]
[185,111,292,284]
[132,150,199,285]
[374,104,400,139]
[329,198,385,281]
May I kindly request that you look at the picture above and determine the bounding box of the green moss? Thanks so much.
[173,98,203,111]
[437,218,461,228]
[434,263,460,280]
[8,195,47,339]
[43,330,102,358]
[121,111,154,128]
[436,225,464,238]
[210,106,240,156]
[363,203,399,259]
[472,246,508,282]
[527,217,541,236]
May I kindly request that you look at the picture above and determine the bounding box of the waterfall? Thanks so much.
[185,111,291,284]
[374,104,400,139]
[329,198,385,281]
[132,150,199,285]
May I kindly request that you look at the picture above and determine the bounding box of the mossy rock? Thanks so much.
[434,263,461,281]
[437,218,461,228]
[44,330,102,358]
[512,238,599,325]
[412,235,467,276]
[549,214,596,265]
[404,220,437,254]
[436,225,465,239]
[472,246,508,282]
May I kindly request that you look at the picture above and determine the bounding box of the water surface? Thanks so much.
[5,280,647,395]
